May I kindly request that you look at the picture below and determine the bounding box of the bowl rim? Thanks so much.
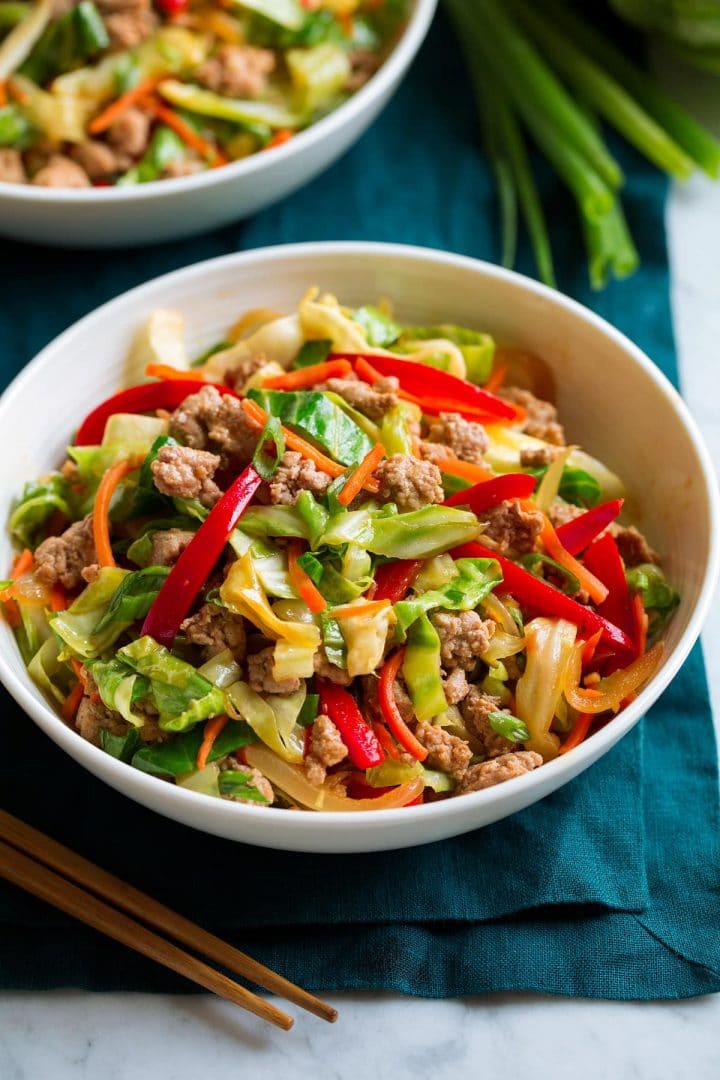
[0,240,717,839]
[0,0,437,205]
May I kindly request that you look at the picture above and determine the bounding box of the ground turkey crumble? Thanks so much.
[414,723,473,781]
[181,603,246,661]
[461,688,521,758]
[169,385,258,467]
[222,759,274,806]
[478,499,544,557]
[247,647,300,695]
[501,386,565,446]
[269,450,332,505]
[456,751,543,794]
[431,611,495,671]
[150,528,195,566]
[151,444,222,508]
[35,516,96,590]
[426,412,488,464]
[374,454,444,512]
[196,45,275,98]
[305,715,348,787]
[322,376,400,420]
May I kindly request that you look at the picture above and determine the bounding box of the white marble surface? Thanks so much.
[2,61,720,1080]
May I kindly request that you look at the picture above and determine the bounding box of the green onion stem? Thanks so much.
[511,0,696,181]
[542,0,720,179]
[583,199,639,290]
[448,0,624,190]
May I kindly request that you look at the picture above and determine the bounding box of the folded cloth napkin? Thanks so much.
[1,12,718,1000]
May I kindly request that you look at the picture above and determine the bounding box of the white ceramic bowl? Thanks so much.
[0,242,717,853]
[0,1,436,248]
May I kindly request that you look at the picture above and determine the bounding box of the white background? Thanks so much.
[1,52,719,1080]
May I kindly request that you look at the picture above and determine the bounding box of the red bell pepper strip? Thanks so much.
[582,534,635,645]
[555,499,624,556]
[75,380,241,446]
[450,541,634,654]
[331,352,519,420]
[142,464,262,647]
[372,559,423,603]
[378,649,428,761]
[316,680,384,769]
[444,472,536,510]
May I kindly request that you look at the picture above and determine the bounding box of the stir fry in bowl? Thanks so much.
[2,290,679,811]
[0,0,408,187]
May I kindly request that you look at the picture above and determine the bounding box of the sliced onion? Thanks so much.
[0,0,53,80]
[245,744,424,812]
[481,630,526,665]
[483,592,522,636]
[564,641,664,715]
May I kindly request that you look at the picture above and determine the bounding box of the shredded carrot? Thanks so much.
[241,398,344,477]
[262,358,352,391]
[484,362,507,395]
[581,628,603,669]
[70,659,87,685]
[338,442,385,506]
[433,456,495,485]
[540,517,609,606]
[632,591,648,656]
[287,540,326,614]
[49,585,69,612]
[197,714,229,770]
[62,679,85,723]
[93,458,140,569]
[0,83,6,108]
[559,713,593,755]
[144,96,227,164]
[0,549,34,606]
[88,76,164,135]
[145,362,209,382]
[373,722,400,760]
[334,598,391,620]
[354,356,384,384]
[264,128,294,151]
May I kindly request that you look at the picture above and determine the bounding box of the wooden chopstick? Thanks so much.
[0,809,337,1026]
[0,836,292,1029]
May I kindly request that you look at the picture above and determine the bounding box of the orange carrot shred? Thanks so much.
[88,76,164,135]
[264,128,294,151]
[197,714,229,771]
[49,584,69,612]
[334,598,391,620]
[287,540,326,614]
[484,362,507,395]
[540,517,609,606]
[338,442,385,506]
[354,357,384,384]
[241,398,344,477]
[262,358,352,391]
[632,591,648,656]
[145,362,209,382]
[559,713,593,755]
[93,458,140,569]
[144,96,227,164]
[433,456,495,485]
[581,628,603,669]
[62,679,85,723]
[373,721,400,760]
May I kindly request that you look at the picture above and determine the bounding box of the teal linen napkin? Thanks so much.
[0,11,718,999]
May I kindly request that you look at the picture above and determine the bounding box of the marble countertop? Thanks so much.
[2,57,719,1080]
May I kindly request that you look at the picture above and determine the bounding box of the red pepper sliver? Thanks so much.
[142,464,263,648]
[444,472,536,511]
[451,541,634,654]
[75,381,241,446]
[378,649,428,762]
[582,533,635,645]
[333,352,518,420]
[316,680,383,769]
[555,499,624,556]
[372,559,423,604]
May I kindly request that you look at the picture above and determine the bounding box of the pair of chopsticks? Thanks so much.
[0,808,337,1030]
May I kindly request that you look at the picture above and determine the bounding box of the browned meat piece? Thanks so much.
[431,611,495,671]
[35,516,96,590]
[70,140,119,180]
[81,563,101,584]
[136,712,169,745]
[414,722,472,781]
[0,149,25,184]
[418,441,456,465]
[501,386,565,446]
[323,376,399,420]
[32,155,90,188]
[150,528,195,567]
[611,524,659,567]
[226,352,270,390]
[221,760,274,805]
[98,0,155,49]
[75,691,128,746]
[268,450,332,506]
[460,687,521,758]
[548,500,583,529]
[162,158,204,180]
[169,385,258,466]
[314,649,352,686]
[181,603,246,660]
[426,411,488,465]
[304,715,348,786]
[479,499,544,556]
[374,453,444,512]
[196,44,275,98]
[520,445,561,468]
[442,668,469,705]
[107,106,151,158]
[456,751,543,794]
[346,47,381,91]
[247,647,301,695]
[151,444,221,507]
